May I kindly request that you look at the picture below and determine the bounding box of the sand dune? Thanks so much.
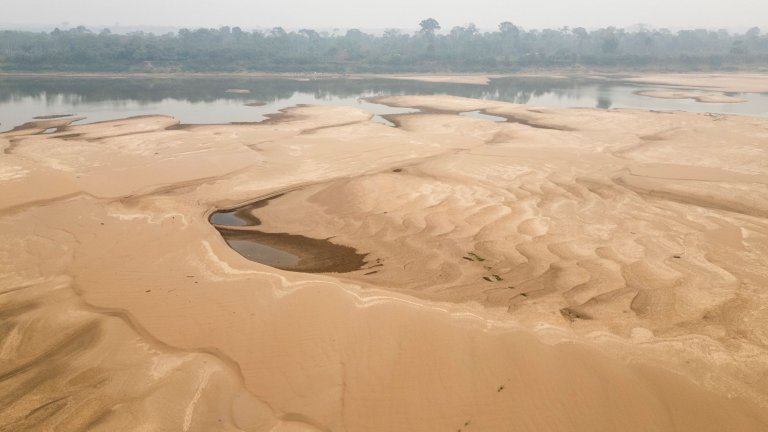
[2,95,768,431]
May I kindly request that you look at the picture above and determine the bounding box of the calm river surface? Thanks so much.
[1,76,767,131]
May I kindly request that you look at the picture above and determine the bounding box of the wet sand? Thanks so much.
[2,91,768,431]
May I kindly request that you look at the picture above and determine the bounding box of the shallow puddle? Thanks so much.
[211,194,367,273]
[224,238,301,268]
[209,210,251,226]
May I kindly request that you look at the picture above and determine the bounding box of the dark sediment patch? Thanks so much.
[55,133,83,140]
[210,192,367,273]
[560,307,593,322]
[217,228,366,273]
[498,114,574,131]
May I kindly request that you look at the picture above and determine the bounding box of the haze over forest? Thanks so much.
[2,0,766,73]
[2,0,767,31]
[1,21,766,73]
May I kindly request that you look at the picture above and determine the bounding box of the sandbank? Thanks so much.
[2,94,768,431]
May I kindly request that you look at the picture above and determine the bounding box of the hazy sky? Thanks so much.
[2,0,766,31]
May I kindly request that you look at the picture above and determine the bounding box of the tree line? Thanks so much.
[0,20,765,73]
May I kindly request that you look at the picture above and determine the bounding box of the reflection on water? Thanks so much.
[597,97,613,109]
[225,238,300,268]
[1,76,767,131]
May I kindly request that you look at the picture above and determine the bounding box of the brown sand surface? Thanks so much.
[2,95,768,431]
[635,90,747,103]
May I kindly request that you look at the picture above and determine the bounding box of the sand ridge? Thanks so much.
[2,95,768,431]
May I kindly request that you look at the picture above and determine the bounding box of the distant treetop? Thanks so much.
[419,18,441,35]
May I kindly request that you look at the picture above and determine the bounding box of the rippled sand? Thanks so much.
[2,93,768,431]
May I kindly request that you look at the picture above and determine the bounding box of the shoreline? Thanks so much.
[2,71,767,93]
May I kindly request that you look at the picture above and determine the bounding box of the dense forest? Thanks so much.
[0,19,766,73]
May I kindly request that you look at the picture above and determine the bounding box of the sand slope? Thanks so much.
[2,96,768,431]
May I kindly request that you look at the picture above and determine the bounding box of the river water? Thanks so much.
[1,76,767,132]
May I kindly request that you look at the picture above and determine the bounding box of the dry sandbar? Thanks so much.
[2,94,768,431]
